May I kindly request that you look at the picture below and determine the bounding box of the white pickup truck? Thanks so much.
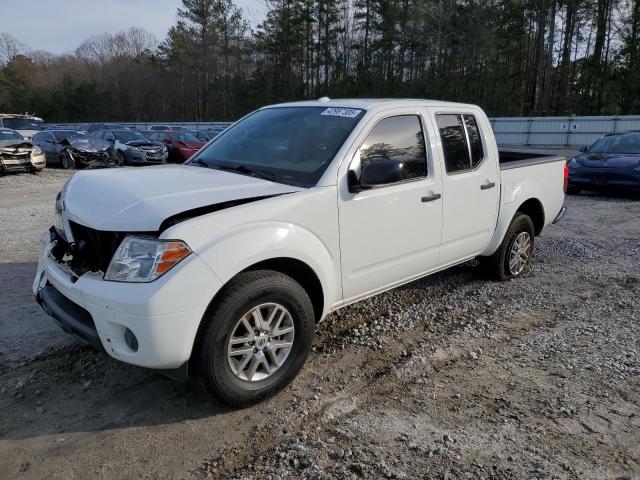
[34,99,567,406]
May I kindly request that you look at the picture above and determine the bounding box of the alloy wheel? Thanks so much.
[508,231,531,275]
[227,303,295,382]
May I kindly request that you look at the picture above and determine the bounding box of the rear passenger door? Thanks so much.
[431,111,499,265]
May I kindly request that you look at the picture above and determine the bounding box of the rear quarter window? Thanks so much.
[436,113,485,173]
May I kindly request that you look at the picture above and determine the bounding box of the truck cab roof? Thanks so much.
[264,98,480,112]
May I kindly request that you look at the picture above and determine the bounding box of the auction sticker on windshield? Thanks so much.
[321,108,363,118]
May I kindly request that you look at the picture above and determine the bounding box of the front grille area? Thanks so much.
[68,221,127,274]
[49,223,157,277]
[0,147,34,171]
[140,146,163,159]
[72,150,110,161]
[0,152,31,160]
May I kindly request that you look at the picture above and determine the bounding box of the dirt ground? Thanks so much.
[0,165,638,480]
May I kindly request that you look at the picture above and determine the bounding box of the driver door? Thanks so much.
[338,112,443,301]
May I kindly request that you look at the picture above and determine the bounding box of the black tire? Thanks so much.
[480,213,535,281]
[115,150,125,167]
[195,270,315,407]
[566,185,581,195]
[59,150,75,170]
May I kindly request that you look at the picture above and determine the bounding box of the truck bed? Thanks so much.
[498,150,566,170]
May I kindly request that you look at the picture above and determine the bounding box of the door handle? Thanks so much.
[480,181,496,190]
[421,193,441,203]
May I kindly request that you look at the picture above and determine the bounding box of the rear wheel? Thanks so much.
[195,270,314,407]
[480,213,535,281]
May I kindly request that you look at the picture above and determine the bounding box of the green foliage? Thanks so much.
[0,0,637,121]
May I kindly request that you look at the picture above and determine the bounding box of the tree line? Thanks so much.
[0,0,638,123]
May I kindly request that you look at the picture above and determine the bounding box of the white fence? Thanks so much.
[490,115,640,148]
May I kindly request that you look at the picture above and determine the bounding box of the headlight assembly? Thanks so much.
[32,146,44,156]
[105,236,191,282]
[568,158,579,168]
[54,178,71,236]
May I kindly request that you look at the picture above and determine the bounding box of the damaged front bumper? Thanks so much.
[0,150,45,173]
[33,228,222,381]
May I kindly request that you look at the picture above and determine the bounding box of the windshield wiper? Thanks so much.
[190,158,209,167]
[189,159,276,181]
[211,163,276,181]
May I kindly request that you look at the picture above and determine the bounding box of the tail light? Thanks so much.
[563,162,568,193]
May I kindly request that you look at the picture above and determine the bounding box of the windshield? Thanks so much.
[3,117,42,130]
[191,106,365,187]
[113,130,148,142]
[53,130,89,141]
[589,134,640,154]
[0,130,24,141]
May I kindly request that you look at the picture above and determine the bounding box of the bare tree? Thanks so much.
[0,32,26,65]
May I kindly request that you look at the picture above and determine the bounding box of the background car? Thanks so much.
[0,114,44,140]
[146,130,205,162]
[148,125,212,142]
[203,125,227,138]
[568,132,640,194]
[80,123,131,133]
[0,127,45,174]
[92,129,168,166]
[32,129,113,169]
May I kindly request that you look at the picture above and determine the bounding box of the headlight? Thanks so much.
[54,190,65,233]
[568,158,579,168]
[54,179,71,236]
[105,236,191,282]
[32,146,44,156]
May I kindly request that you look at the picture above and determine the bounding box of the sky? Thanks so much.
[0,0,266,55]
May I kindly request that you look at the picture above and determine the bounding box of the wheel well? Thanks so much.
[189,257,325,373]
[516,198,545,235]
[243,258,325,323]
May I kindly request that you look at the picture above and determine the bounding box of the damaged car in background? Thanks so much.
[0,128,45,174]
[32,129,114,169]
[92,129,168,166]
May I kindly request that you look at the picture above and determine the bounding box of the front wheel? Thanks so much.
[480,213,535,281]
[195,270,314,407]
[59,150,75,170]
[114,150,125,167]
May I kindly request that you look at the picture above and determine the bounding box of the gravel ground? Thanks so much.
[0,166,638,480]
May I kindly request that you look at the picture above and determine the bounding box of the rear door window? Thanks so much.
[436,114,485,173]
[463,115,484,168]
[32,132,48,142]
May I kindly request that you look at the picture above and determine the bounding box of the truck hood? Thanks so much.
[64,164,302,231]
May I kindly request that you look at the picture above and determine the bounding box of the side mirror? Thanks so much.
[579,146,588,153]
[348,159,405,193]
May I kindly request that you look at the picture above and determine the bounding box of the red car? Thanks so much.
[147,131,205,162]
